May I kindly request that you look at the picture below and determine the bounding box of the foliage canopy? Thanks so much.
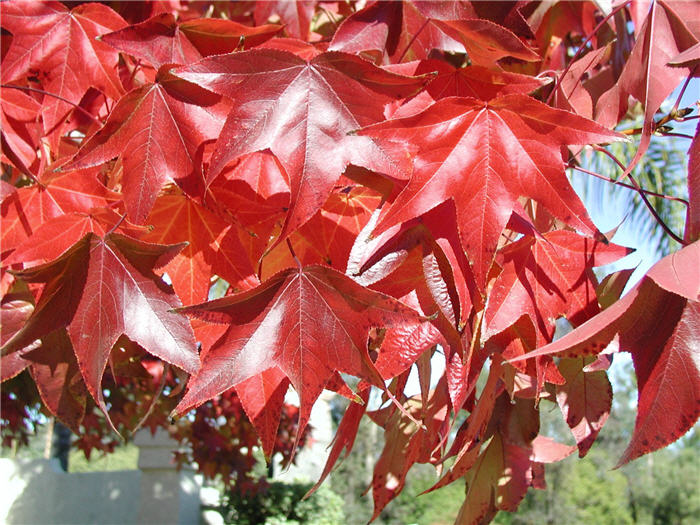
[1,1,699,522]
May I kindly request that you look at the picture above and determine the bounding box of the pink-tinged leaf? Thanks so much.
[556,357,612,456]
[529,435,576,463]
[358,95,623,287]
[646,240,700,301]
[173,49,430,241]
[2,233,199,425]
[5,213,106,267]
[234,367,290,460]
[1,170,116,254]
[617,300,700,466]
[254,0,315,40]
[509,278,682,362]
[0,1,126,131]
[414,59,546,102]
[484,231,631,341]
[0,293,35,381]
[67,71,228,223]
[174,265,424,445]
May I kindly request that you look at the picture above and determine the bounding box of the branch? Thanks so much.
[579,148,687,245]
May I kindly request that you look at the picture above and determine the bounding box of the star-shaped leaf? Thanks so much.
[174,264,423,442]
[484,230,631,341]
[67,70,228,222]
[2,233,199,424]
[0,1,126,131]
[358,95,624,286]
[173,49,430,240]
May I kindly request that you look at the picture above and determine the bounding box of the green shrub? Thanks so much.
[221,479,345,525]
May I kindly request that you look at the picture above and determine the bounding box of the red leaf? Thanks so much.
[687,121,700,242]
[254,0,315,40]
[101,13,203,68]
[485,231,631,341]
[597,0,697,176]
[173,49,430,240]
[358,95,623,286]
[2,233,199,424]
[617,299,700,466]
[1,170,116,255]
[329,0,476,63]
[145,194,259,304]
[68,71,228,223]
[0,1,126,130]
[174,264,423,442]
[234,367,290,460]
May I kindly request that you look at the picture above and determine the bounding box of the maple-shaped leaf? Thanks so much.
[67,69,228,223]
[173,264,424,442]
[484,230,631,342]
[172,49,430,241]
[0,1,126,131]
[144,194,259,304]
[415,59,546,102]
[597,0,697,176]
[556,357,612,457]
[101,13,204,68]
[4,209,133,267]
[2,233,199,422]
[1,169,117,256]
[358,95,624,286]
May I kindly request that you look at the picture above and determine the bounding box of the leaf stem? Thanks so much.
[398,18,430,63]
[570,164,688,206]
[672,65,697,114]
[286,238,302,269]
[0,84,101,124]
